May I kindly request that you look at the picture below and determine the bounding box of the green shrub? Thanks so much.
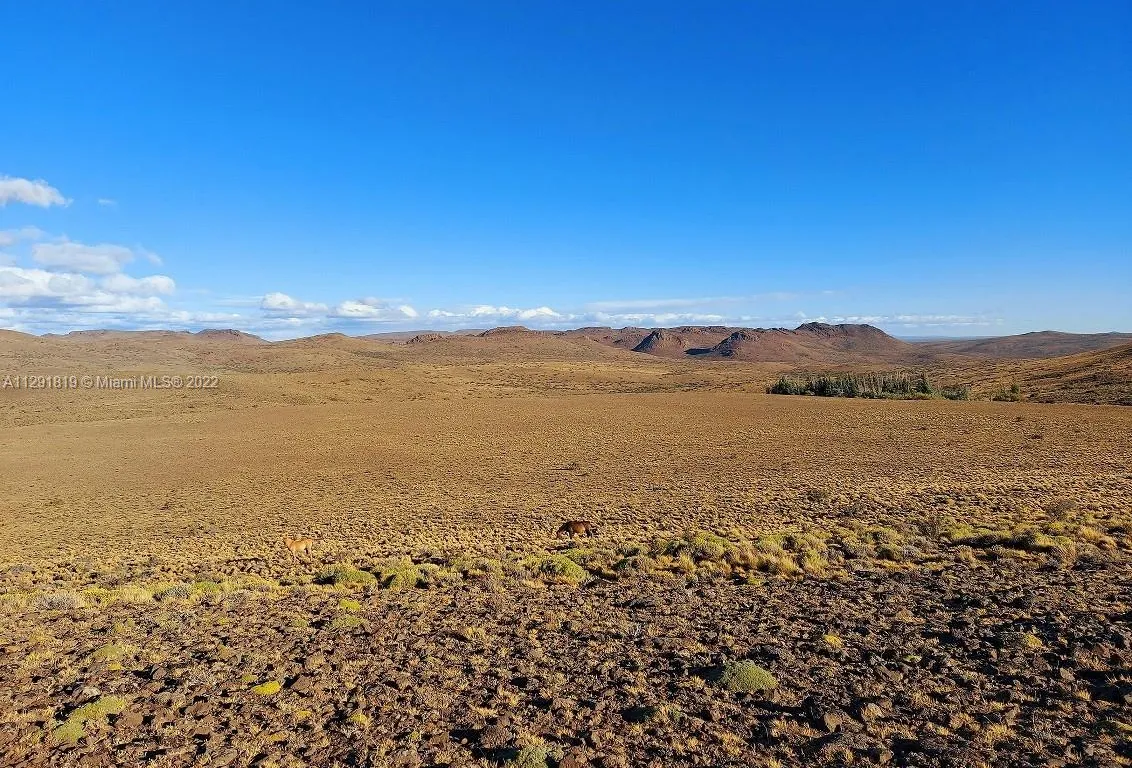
[315,564,377,587]
[768,371,958,400]
[716,661,777,693]
[526,554,587,585]
[91,642,135,662]
[655,531,739,563]
[508,742,563,768]
[52,696,127,744]
[250,680,282,696]
[377,557,422,590]
[330,613,365,630]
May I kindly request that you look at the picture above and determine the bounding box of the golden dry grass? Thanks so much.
[1,336,1131,768]
[1,355,1129,576]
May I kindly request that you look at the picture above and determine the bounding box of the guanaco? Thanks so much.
[283,537,316,559]
[556,520,599,539]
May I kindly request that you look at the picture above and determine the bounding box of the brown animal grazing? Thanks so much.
[557,520,599,539]
[284,537,315,559]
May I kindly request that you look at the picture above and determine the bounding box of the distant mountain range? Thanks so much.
[9,323,1132,364]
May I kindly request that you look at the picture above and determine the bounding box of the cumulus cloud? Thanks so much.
[332,297,419,321]
[585,293,799,313]
[260,291,328,315]
[590,311,726,325]
[794,313,999,327]
[0,265,176,310]
[100,273,176,295]
[32,240,147,275]
[0,176,68,207]
[0,226,45,248]
[428,305,572,323]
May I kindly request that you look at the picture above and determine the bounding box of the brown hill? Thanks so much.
[918,331,1132,360]
[939,340,1132,405]
[561,326,655,351]
[477,325,537,337]
[195,329,265,343]
[632,328,688,356]
[605,325,739,358]
[701,323,915,363]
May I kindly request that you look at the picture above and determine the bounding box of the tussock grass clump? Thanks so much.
[612,554,655,574]
[1046,497,1078,519]
[656,530,736,562]
[946,525,1057,553]
[508,741,563,768]
[249,680,282,696]
[91,642,136,662]
[330,613,366,630]
[417,563,461,587]
[525,554,588,585]
[192,580,225,595]
[154,583,193,601]
[377,557,422,590]
[51,696,127,744]
[822,633,844,650]
[1002,631,1043,651]
[561,547,616,571]
[33,592,86,611]
[113,585,154,603]
[315,564,377,587]
[716,661,777,693]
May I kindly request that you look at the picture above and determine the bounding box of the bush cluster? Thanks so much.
[768,372,968,400]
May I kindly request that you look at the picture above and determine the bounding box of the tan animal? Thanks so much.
[284,537,315,559]
[556,520,599,539]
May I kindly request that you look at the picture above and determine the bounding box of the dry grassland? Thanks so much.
[0,355,1130,767]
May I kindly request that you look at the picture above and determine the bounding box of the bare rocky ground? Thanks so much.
[2,541,1129,768]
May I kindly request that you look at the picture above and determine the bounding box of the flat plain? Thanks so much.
[0,329,1130,768]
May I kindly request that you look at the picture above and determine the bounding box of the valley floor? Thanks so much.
[1,373,1130,767]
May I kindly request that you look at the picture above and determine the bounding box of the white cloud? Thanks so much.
[261,291,328,315]
[0,226,45,248]
[101,273,176,295]
[585,293,800,313]
[0,176,68,207]
[168,310,245,324]
[32,240,148,275]
[97,198,117,207]
[793,313,1000,328]
[332,297,419,321]
[429,305,572,323]
[0,265,175,310]
[591,311,727,325]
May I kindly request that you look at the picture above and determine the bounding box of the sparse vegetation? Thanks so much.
[316,564,377,587]
[1,333,1130,768]
[525,554,588,585]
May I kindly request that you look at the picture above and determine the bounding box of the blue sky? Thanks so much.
[1,1,1129,338]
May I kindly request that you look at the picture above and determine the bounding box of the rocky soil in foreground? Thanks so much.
[1,555,1130,768]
